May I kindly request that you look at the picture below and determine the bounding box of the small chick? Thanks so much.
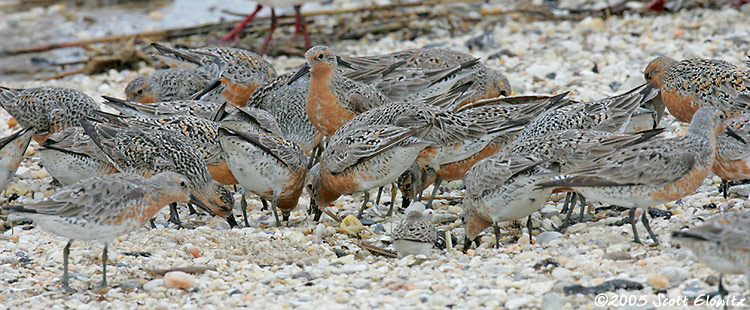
[392,202,437,258]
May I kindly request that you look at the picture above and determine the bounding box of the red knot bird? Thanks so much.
[2,172,207,291]
[39,127,119,186]
[713,114,750,198]
[510,84,658,225]
[463,154,556,250]
[218,123,308,227]
[537,107,726,244]
[80,118,237,228]
[214,103,299,225]
[0,86,100,144]
[88,110,237,186]
[672,210,750,307]
[0,127,33,193]
[328,94,525,216]
[245,72,322,155]
[510,128,664,230]
[340,48,511,109]
[306,125,433,221]
[397,93,572,206]
[391,202,436,258]
[644,56,750,123]
[151,43,277,106]
[294,45,480,138]
[124,58,222,103]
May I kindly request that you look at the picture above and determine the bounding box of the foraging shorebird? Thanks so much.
[537,107,726,244]
[672,210,750,307]
[306,125,433,221]
[0,127,33,193]
[151,43,277,106]
[713,114,750,198]
[463,154,556,250]
[0,86,100,144]
[644,56,750,122]
[245,72,322,154]
[397,93,572,206]
[80,118,237,228]
[2,172,207,291]
[392,202,437,258]
[510,84,659,226]
[39,127,118,186]
[124,59,222,103]
[218,125,308,227]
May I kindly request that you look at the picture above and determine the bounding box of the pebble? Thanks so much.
[661,266,690,283]
[551,268,572,280]
[505,297,529,309]
[163,271,197,289]
[535,231,562,245]
[333,255,355,265]
[647,274,670,290]
[187,245,201,258]
[143,279,163,291]
[541,293,565,310]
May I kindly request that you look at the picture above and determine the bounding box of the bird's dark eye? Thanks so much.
[180,181,187,187]
[137,89,144,95]
[500,90,508,96]
[317,54,324,60]
[645,72,651,80]
[404,183,412,190]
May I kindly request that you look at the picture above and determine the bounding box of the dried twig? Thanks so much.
[149,265,217,276]
[359,241,398,258]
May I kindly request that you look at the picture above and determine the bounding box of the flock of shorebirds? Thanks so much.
[1,42,750,300]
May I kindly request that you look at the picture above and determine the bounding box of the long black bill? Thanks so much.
[189,194,213,215]
[288,64,310,85]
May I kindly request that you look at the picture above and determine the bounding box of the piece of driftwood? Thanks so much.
[149,265,217,276]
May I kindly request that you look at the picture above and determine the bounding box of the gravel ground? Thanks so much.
[2,1,750,309]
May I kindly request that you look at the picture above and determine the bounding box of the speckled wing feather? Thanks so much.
[42,127,111,163]
[392,213,437,243]
[718,114,750,161]
[669,58,750,112]
[465,154,545,199]
[245,72,294,108]
[323,125,429,174]
[151,44,277,86]
[337,102,485,147]
[0,126,32,149]
[343,80,391,113]
[511,129,664,171]
[101,96,220,119]
[0,86,100,135]
[455,92,571,114]
[6,174,148,219]
[367,58,480,103]
[90,111,223,165]
[218,127,306,170]
[80,118,212,185]
[518,84,656,141]
[545,140,696,187]
[213,103,283,136]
